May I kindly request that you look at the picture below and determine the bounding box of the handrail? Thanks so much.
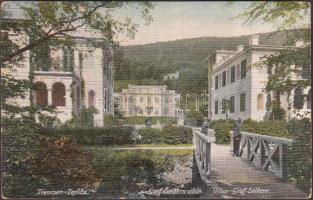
[193,128,215,186]
[230,130,293,181]
[241,131,293,145]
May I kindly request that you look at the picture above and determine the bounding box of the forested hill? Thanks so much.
[122,30,297,67]
[115,30,301,93]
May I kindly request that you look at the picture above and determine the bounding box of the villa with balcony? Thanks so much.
[1,19,114,126]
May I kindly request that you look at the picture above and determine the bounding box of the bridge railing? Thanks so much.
[230,131,292,181]
[193,128,215,184]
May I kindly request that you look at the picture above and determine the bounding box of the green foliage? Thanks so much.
[124,116,177,125]
[241,118,291,138]
[162,125,193,144]
[63,106,98,127]
[234,2,310,30]
[90,149,177,190]
[287,118,312,193]
[269,102,287,121]
[1,2,153,63]
[209,119,235,144]
[137,128,162,144]
[184,109,205,127]
[26,137,99,190]
[43,126,135,146]
[137,125,193,144]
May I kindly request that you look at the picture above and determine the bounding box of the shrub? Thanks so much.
[42,126,135,146]
[241,118,291,138]
[26,137,99,190]
[269,103,286,121]
[209,119,235,144]
[137,125,193,144]
[287,118,312,193]
[125,116,177,125]
[162,125,193,144]
[91,149,176,190]
[137,128,162,144]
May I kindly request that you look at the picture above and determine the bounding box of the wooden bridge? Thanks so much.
[192,128,309,199]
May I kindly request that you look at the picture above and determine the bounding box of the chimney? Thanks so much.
[236,45,244,52]
[249,35,259,45]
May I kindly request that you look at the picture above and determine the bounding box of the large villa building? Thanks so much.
[1,19,114,127]
[117,85,182,118]
[208,35,311,121]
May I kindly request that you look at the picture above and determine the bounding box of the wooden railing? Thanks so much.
[193,128,216,185]
[231,131,293,181]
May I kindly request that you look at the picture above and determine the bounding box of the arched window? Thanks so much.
[52,82,66,107]
[34,82,48,105]
[257,94,264,110]
[88,90,95,108]
[307,89,311,109]
[294,87,304,109]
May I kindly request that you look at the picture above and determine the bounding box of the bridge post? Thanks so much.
[205,142,211,174]
[279,143,289,181]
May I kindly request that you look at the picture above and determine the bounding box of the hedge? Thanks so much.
[241,119,292,138]
[136,125,193,144]
[124,116,177,125]
[41,126,135,146]
[209,119,235,144]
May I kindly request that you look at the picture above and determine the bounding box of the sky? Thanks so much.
[2,1,310,46]
[114,1,277,46]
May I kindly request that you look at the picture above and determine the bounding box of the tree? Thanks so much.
[232,2,311,120]
[0,1,153,63]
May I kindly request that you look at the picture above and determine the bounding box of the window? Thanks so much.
[230,96,235,113]
[215,75,219,90]
[236,64,241,80]
[241,59,247,79]
[63,47,68,71]
[294,87,304,109]
[240,93,246,112]
[88,90,95,108]
[164,97,169,104]
[147,96,152,105]
[155,96,159,103]
[222,99,226,113]
[227,69,231,84]
[138,109,143,115]
[34,82,48,106]
[69,48,74,72]
[140,96,144,103]
[222,71,226,87]
[215,100,218,114]
[257,94,264,110]
[231,66,235,83]
[52,82,66,107]
[79,52,83,70]
[129,96,134,103]
[308,89,311,109]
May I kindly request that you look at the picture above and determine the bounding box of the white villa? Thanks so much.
[208,35,311,121]
[1,19,114,126]
[117,85,182,118]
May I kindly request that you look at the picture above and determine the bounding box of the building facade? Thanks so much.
[208,35,311,121]
[118,85,181,118]
[1,20,114,126]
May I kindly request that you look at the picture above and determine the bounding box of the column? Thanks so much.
[47,88,52,105]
